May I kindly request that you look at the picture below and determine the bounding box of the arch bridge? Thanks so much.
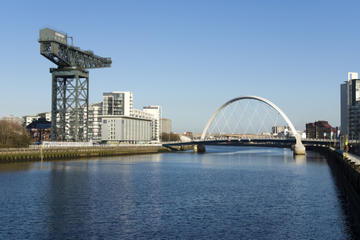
[164,96,307,155]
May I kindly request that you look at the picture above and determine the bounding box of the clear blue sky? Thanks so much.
[0,0,359,133]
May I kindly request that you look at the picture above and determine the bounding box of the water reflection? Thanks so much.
[0,147,354,239]
[294,155,306,165]
[0,162,37,172]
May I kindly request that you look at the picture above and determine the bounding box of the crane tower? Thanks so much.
[39,28,111,141]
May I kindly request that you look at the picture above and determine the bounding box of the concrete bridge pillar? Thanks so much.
[293,136,306,155]
[194,144,206,153]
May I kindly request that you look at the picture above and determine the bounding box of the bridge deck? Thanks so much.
[162,138,337,148]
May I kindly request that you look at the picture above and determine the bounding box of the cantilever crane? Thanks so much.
[39,28,111,141]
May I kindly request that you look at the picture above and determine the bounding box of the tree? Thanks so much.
[161,132,180,142]
[0,118,32,148]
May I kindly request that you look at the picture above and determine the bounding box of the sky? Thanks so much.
[0,0,359,133]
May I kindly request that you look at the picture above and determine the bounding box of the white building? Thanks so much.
[100,92,161,143]
[272,125,289,136]
[38,112,51,122]
[143,105,161,142]
[23,115,40,126]
[103,91,133,116]
[132,109,154,120]
[88,102,102,141]
[23,113,51,127]
[55,108,87,141]
[101,116,152,143]
[341,72,360,138]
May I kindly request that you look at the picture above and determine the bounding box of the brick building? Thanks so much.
[26,118,51,143]
[305,121,336,139]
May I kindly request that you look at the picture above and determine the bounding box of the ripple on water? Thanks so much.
[0,146,354,239]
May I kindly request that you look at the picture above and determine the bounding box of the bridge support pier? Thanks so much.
[194,144,206,153]
[293,143,306,155]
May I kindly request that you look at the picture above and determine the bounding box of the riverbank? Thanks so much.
[0,145,175,163]
[309,146,360,237]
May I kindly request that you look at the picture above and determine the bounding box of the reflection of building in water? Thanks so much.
[149,153,162,162]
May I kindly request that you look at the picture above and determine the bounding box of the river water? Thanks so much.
[0,146,356,239]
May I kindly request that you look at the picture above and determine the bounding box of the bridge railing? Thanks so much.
[200,136,338,142]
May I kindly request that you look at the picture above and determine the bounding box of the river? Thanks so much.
[0,146,355,239]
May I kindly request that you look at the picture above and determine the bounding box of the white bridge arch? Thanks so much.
[200,96,305,155]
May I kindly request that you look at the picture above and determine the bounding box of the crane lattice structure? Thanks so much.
[39,28,111,141]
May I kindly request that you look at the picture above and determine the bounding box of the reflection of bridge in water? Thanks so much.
[163,96,338,155]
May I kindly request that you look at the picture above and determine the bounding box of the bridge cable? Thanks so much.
[257,104,271,135]
[244,101,260,134]
[223,100,240,135]
[232,100,248,136]
[210,110,222,138]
